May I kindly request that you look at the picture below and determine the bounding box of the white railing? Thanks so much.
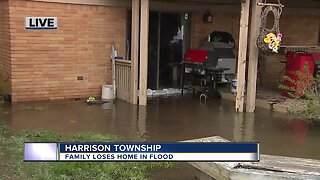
[114,60,131,102]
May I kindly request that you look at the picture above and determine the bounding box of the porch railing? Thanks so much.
[114,60,131,102]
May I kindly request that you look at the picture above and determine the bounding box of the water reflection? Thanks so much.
[137,106,147,141]
[233,113,255,142]
[284,118,308,145]
[1,95,320,159]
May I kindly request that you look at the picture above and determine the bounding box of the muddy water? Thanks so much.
[1,95,320,179]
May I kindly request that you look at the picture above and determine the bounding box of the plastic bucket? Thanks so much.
[231,79,237,93]
[101,85,114,101]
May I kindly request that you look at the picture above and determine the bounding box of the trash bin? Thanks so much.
[230,78,237,94]
[101,85,114,101]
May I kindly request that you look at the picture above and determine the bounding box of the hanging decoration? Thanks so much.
[263,32,282,53]
[257,0,284,54]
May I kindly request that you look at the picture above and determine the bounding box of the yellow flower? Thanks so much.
[273,40,280,47]
[264,38,271,44]
[266,33,276,39]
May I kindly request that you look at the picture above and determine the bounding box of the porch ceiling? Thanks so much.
[152,0,240,6]
[151,0,320,9]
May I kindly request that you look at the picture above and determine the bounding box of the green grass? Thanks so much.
[0,123,174,180]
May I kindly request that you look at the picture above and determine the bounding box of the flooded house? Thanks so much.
[1,1,320,179]
[0,0,319,113]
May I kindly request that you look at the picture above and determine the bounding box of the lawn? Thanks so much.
[0,123,174,180]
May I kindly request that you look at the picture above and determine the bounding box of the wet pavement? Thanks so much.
[1,95,320,179]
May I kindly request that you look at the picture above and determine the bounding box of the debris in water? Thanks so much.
[20,105,33,110]
[34,106,45,111]
[87,96,96,103]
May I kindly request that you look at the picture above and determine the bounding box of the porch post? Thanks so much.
[139,0,149,105]
[235,0,250,112]
[246,0,262,112]
[130,0,140,104]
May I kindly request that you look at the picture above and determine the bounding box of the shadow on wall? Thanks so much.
[0,70,11,101]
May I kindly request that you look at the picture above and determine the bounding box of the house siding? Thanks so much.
[9,0,126,101]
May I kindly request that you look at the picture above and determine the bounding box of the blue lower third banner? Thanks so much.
[24,142,259,162]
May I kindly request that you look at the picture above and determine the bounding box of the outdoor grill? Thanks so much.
[181,32,237,100]
[184,45,235,69]
[183,31,236,74]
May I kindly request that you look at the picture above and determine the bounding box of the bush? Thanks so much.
[279,65,320,121]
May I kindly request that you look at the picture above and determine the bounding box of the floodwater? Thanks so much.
[1,95,320,179]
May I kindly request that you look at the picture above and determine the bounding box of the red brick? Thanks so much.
[4,0,126,101]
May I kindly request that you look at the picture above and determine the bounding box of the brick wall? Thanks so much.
[191,10,240,52]
[9,0,127,101]
[281,15,319,46]
[4,1,320,101]
[0,0,11,95]
[191,9,320,89]
[259,14,320,88]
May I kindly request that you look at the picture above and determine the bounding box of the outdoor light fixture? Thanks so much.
[203,9,213,23]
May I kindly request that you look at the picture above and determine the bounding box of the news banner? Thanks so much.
[24,142,259,162]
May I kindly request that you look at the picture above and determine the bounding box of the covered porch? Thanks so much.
[114,0,320,113]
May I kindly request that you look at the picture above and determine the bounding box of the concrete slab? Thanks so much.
[219,88,304,113]
[184,136,320,180]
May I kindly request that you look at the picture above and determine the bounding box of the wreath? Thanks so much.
[257,1,283,54]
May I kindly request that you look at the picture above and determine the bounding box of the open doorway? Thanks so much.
[126,11,191,90]
[158,12,181,89]
[148,11,191,90]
